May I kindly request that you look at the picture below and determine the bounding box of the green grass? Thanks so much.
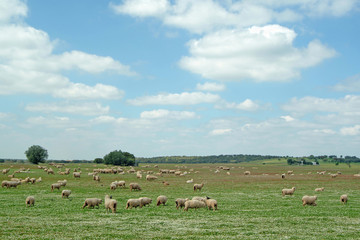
[1,162,360,239]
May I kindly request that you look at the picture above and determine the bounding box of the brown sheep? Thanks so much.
[193,183,204,191]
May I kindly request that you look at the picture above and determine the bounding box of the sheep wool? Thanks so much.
[340,194,348,204]
[156,195,168,206]
[315,187,325,192]
[175,198,189,209]
[139,197,152,207]
[61,190,72,198]
[184,200,206,211]
[205,197,218,211]
[193,183,204,191]
[126,199,142,209]
[129,183,141,191]
[282,187,296,196]
[25,196,35,207]
[302,195,317,206]
[105,195,117,213]
[82,198,102,209]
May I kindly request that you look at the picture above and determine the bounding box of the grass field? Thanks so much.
[1,160,360,239]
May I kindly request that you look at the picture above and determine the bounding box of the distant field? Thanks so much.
[1,161,360,239]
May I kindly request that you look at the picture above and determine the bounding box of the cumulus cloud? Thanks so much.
[179,25,336,82]
[215,99,259,111]
[128,92,221,105]
[111,0,358,33]
[196,82,225,92]
[0,2,135,99]
[26,116,71,128]
[25,102,110,116]
[281,115,295,122]
[340,125,360,136]
[140,109,197,120]
[282,95,360,115]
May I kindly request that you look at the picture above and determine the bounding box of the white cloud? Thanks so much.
[140,109,197,120]
[196,82,225,92]
[0,7,135,99]
[111,0,358,34]
[27,116,71,128]
[210,128,232,136]
[282,95,360,115]
[53,83,124,100]
[179,25,336,82]
[128,92,221,105]
[281,115,295,122]
[340,125,360,136]
[25,102,110,116]
[0,0,27,23]
[333,74,360,92]
[215,99,259,111]
[110,0,169,18]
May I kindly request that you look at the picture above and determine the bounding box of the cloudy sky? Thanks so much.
[1,0,359,160]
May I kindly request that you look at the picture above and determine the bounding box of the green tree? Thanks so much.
[25,145,48,164]
[94,158,104,164]
[103,150,135,166]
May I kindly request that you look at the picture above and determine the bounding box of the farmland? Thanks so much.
[1,160,360,239]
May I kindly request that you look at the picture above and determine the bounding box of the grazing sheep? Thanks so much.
[139,197,152,207]
[287,170,293,175]
[244,171,251,175]
[136,171,142,179]
[3,181,21,188]
[184,200,206,211]
[146,175,158,181]
[30,178,36,184]
[82,198,102,209]
[114,181,126,188]
[156,195,168,206]
[36,177,42,183]
[331,174,338,178]
[282,187,296,196]
[110,183,117,190]
[51,183,62,191]
[315,187,325,192]
[126,199,142,209]
[281,174,285,179]
[47,168,55,175]
[192,196,206,202]
[162,181,170,186]
[175,198,189,209]
[2,168,10,174]
[93,175,100,182]
[61,190,72,198]
[205,196,218,211]
[129,183,141,191]
[226,172,231,176]
[193,183,204,191]
[73,172,81,178]
[302,195,317,206]
[105,195,117,213]
[340,194,348,204]
[58,180,67,187]
[25,196,35,207]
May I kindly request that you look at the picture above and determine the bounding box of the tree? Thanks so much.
[25,145,48,164]
[94,158,104,164]
[103,150,135,166]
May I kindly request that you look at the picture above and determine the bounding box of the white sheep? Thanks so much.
[73,172,81,178]
[340,194,348,204]
[82,198,102,209]
[175,198,189,209]
[315,187,325,192]
[193,183,204,191]
[302,195,317,206]
[126,199,142,209]
[25,196,35,207]
[3,181,21,188]
[105,195,117,213]
[282,187,296,196]
[186,179,193,184]
[61,190,72,198]
[192,196,206,202]
[58,180,67,187]
[139,197,152,207]
[156,195,168,206]
[51,183,62,191]
[183,200,206,211]
[110,183,117,190]
[244,171,251,175]
[205,197,218,211]
[146,175,158,181]
[129,183,141,191]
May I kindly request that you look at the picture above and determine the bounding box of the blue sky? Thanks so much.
[1,0,360,160]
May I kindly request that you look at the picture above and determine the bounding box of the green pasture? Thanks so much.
[1,161,359,239]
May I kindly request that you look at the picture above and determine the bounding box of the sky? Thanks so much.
[0,0,360,160]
